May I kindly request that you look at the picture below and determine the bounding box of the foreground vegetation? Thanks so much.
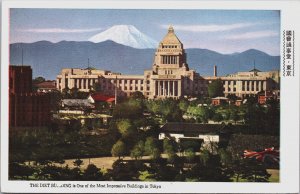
[9,90,280,182]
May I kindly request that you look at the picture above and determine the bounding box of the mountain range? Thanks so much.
[10,40,280,80]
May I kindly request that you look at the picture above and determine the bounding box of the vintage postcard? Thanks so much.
[1,0,299,193]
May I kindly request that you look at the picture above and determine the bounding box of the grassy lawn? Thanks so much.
[267,169,279,182]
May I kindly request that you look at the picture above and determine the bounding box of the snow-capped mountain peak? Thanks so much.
[88,25,158,49]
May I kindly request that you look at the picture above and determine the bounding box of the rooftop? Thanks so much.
[62,99,94,109]
[34,81,56,89]
[161,26,182,45]
[90,93,115,103]
[249,68,261,72]
[161,122,227,135]
[212,97,229,100]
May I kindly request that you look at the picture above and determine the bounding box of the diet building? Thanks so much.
[56,26,279,99]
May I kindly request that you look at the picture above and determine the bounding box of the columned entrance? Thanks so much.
[154,80,181,98]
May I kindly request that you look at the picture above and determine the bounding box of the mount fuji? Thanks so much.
[88,25,158,49]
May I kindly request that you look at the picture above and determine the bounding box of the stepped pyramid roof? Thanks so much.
[161,26,182,45]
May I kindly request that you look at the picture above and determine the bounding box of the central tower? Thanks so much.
[147,26,197,99]
[152,26,189,74]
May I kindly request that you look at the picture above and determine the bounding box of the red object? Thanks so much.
[90,93,115,102]
[244,147,279,163]
[9,66,51,127]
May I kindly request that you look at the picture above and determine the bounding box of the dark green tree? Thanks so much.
[235,158,271,182]
[131,91,145,99]
[33,76,46,84]
[83,164,104,180]
[163,138,177,163]
[185,148,196,163]
[61,87,71,99]
[91,82,102,92]
[116,119,135,138]
[208,79,224,98]
[70,87,79,99]
[130,140,145,160]
[111,140,126,159]
[144,137,161,160]
[73,159,83,168]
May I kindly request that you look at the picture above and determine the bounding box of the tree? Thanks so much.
[61,87,71,99]
[109,160,141,181]
[9,162,34,180]
[144,137,161,160]
[160,99,182,122]
[200,149,210,166]
[70,87,79,99]
[227,94,238,101]
[139,170,156,181]
[186,105,212,123]
[73,159,83,168]
[230,109,239,124]
[33,76,46,84]
[111,140,126,159]
[91,82,102,92]
[131,91,145,99]
[208,79,224,98]
[145,100,160,115]
[212,113,223,123]
[113,100,144,120]
[83,164,104,180]
[179,100,189,112]
[185,148,196,163]
[218,148,232,167]
[116,119,135,138]
[130,140,144,160]
[49,90,62,111]
[163,138,177,163]
[234,158,271,182]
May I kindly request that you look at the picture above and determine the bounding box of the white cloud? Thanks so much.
[19,28,102,33]
[160,23,257,32]
[224,30,278,40]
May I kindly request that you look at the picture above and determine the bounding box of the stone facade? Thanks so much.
[56,26,207,98]
[56,26,279,99]
[205,69,280,98]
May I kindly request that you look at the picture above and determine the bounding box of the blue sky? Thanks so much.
[10,9,280,55]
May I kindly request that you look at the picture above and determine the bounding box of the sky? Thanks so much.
[10,9,280,55]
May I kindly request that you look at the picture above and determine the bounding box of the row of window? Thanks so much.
[165,70,173,74]
[101,85,150,91]
[162,45,177,49]
[102,79,150,85]
[223,81,264,92]
[161,55,178,64]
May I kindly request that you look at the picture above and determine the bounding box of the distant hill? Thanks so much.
[10,40,280,80]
